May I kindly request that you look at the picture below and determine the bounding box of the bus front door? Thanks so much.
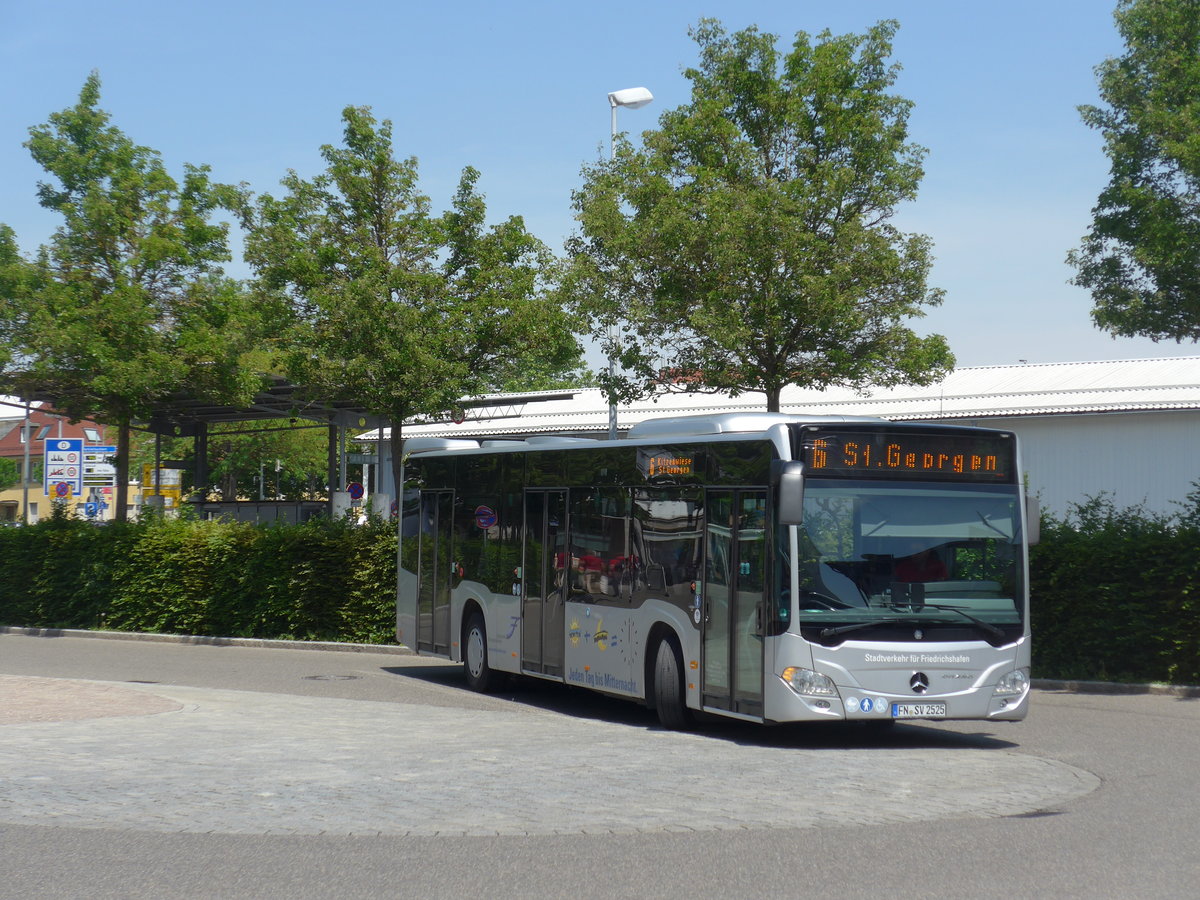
[521,490,567,678]
[702,489,766,718]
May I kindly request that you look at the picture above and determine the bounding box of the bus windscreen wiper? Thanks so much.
[820,605,1005,640]
[920,603,1006,639]
[800,590,854,610]
[819,616,917,639]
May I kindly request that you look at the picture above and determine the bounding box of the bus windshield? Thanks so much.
[793,480,1025,644]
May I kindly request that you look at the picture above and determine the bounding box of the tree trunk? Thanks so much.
[389,417,404,511]
[765,386,782,413]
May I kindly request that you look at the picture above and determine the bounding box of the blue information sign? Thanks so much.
[44,438,84,497]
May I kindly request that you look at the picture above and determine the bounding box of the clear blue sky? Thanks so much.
[2,0,1196,369]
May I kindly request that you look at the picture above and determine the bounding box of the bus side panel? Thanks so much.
[670,601,704,712]
[563,597,700,709]
[562,599,638,697]
[397,563,418,651]
[453,582,522,676]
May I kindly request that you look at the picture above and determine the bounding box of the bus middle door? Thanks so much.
[521,489,567,678]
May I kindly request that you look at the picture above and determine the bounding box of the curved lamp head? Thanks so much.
[608,86,654,109]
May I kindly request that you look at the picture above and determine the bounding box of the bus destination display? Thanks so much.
[799,428,1014,482]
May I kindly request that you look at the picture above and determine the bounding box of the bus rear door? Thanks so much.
[416,490,454,655]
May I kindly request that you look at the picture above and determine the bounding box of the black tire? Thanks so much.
[653,637,693,730]
[463,611,497,693]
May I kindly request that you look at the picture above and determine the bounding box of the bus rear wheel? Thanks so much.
[653,637,693,730]
[463,611,497,693]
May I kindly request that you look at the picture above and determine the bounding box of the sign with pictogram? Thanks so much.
[44,438,83,497]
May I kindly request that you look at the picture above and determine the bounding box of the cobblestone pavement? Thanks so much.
[0,674,1098,836]
[0,675,183,724]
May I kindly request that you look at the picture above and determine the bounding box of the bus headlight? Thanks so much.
[994,668,1030,696]
[781,666,837,697]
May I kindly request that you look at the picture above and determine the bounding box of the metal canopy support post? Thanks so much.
[327,425,338,504]
[339,424,347,494]
[21,399,31,525]
[194,422,208,500]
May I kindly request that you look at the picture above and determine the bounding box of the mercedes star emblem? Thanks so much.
[910,672,930,694]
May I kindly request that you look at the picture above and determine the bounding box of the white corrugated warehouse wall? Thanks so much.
[945,411,1198,518]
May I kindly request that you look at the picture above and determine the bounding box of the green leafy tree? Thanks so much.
[1070,0,1200,343]
[0,225,29,380]
[0,457,20,492]
[564,19,952,412]
[0,75,265,520]
[245,106,581,493]
[497,361,599,393]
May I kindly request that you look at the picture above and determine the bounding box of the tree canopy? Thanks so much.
[0,74,265,518]
[563,19,953,412]
[244,105,582,491]
[1070,0,1200,343]
[0,225,24,379]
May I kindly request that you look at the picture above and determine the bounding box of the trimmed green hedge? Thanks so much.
[0,512,398,644]
[1030,494,1200,685]
[2,492,1198,684]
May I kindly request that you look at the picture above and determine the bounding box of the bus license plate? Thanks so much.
[891,702,947,719]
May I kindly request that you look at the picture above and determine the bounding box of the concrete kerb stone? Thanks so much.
[0,625,414,656]
[1031,678,1200,698]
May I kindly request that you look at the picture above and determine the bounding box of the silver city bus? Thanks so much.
[397,413,1034,728]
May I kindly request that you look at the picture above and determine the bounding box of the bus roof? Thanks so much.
[402,412,891,457]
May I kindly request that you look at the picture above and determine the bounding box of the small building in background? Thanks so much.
[0,399,112,524]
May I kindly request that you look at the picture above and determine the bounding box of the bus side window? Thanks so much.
[632,488,702,605]
[569,488,629,600]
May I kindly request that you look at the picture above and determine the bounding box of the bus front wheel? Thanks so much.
[464,611,497,693]
[653,637,693,730]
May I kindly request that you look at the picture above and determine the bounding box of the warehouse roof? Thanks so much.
[379,355,1200,441]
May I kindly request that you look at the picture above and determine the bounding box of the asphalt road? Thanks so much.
[1,631,1198,899]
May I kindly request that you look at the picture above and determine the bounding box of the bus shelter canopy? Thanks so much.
[133,375,387,437]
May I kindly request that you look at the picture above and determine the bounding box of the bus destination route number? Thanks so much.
[801,430,1014,482]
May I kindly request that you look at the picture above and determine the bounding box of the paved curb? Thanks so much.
[5,625,1199,697]
[0,625,413,656]
[1031,677,1200,698]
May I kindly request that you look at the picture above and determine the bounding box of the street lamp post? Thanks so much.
[605,87,653,439]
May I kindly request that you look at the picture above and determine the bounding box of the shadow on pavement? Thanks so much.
[381,663,1019,751]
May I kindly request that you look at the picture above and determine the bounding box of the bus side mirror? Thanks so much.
[1025,495,1040,546]
[772,460,805,525]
